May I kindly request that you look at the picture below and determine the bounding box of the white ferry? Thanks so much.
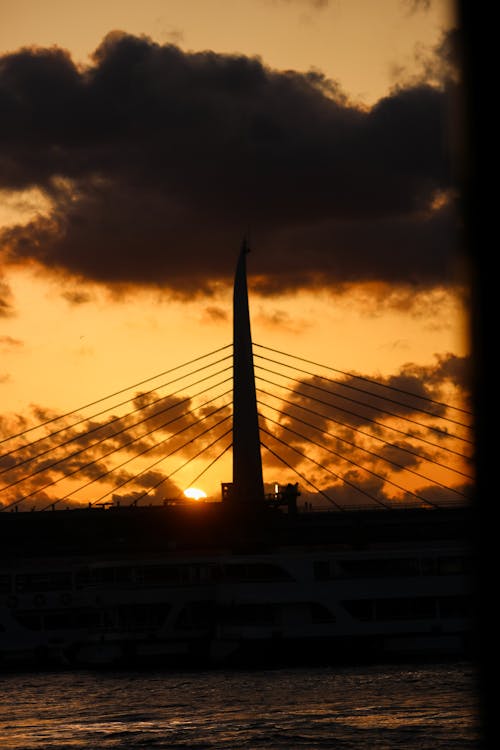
[0,510,472,668]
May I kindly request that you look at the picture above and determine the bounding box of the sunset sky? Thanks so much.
[0,0,473,509]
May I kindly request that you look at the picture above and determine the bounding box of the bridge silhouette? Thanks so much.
[0,243,473,514]
[0,342,473,514]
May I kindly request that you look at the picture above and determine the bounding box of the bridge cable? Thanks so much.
[0,381,232,494]
[2,401,232,511]
[255,364,472,445]
[173,441,233,503]
[254,342,472,418]
[0,343,232,447]
[254,352,472,432]
[66,415,233,510]
[255,375,470,460]
[259,424,439,509]
[131,427,233,506]
[259,409,468,500]
[1,366,232,475]
[260,441,351,512]
[37,413,233,512]
[256,387,472,479]
[257,396,473,484]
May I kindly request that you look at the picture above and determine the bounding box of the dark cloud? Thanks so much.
[270,0,329,7]
[431,27,463,83]
[61,289,94,305]
[0,335,23,349]
[258,354,466,434]
[0,32,459,297]
[401,0,432,14]
[392,27,463,94]
[256,352,473,504]
[0,278,15,317]
[0,385,232,509]
[203,305,228,323]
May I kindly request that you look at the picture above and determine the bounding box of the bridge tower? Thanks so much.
[229,239,265,503]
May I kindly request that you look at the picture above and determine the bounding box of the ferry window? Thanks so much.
[341,600,373,621]
[93,568,118,585]
[314,561,333,581]
[310,602,336,623]
[375,597,436,620]
[75,569,90,588]
[438,557,468,575]
[14,611,43,630]
[179,566,199,584]
[197,565,212,583]
[338,558,419,578]
[43,609,101,629]
[99,609,116,629]
[219,603,274,626]
[76,568,130,588]
[53,572,72,589]
[174,601,215,630]
[223,564,247,581]
[439,595,472,618]
[222,563,291,582]
[138,565,180,586]
[420,557,438,575]
[44,611,74,629]
[15,571,72,592]
[114,567,133,584]
[76,568,114,587]
[0,574,11,593]
[117,603,171,630]
[209,565,224,582]
[420,555,471,576]
[247,563,292,581]
[43,611,68,630]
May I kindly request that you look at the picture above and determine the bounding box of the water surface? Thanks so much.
[0,662,480,749]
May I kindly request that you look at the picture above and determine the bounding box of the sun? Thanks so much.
[183,487,207,501]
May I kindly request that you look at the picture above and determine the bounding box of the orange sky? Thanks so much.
[0,0,454,104]
[0,0,471,507]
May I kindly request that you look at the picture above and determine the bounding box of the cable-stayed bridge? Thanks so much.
[0,340,473,514]
[0,248,475,672]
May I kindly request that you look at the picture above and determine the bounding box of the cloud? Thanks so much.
[256,351,473,504]
[0,335,23,349]
[391,26,463,94]
[0,384,232,509]
[0,277,15,317]
[258,351,470,429]
[0,32,460,298]
[61,289,94,305]
[254,307,311,333]
[201,305,228,323]
[401,0,432,14]
[268,0,329,7]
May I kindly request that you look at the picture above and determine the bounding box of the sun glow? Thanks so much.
[183,487,207,501]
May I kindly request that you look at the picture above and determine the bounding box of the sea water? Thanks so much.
[0,662,481,749]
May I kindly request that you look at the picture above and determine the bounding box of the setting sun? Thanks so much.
[183,487,207,501]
